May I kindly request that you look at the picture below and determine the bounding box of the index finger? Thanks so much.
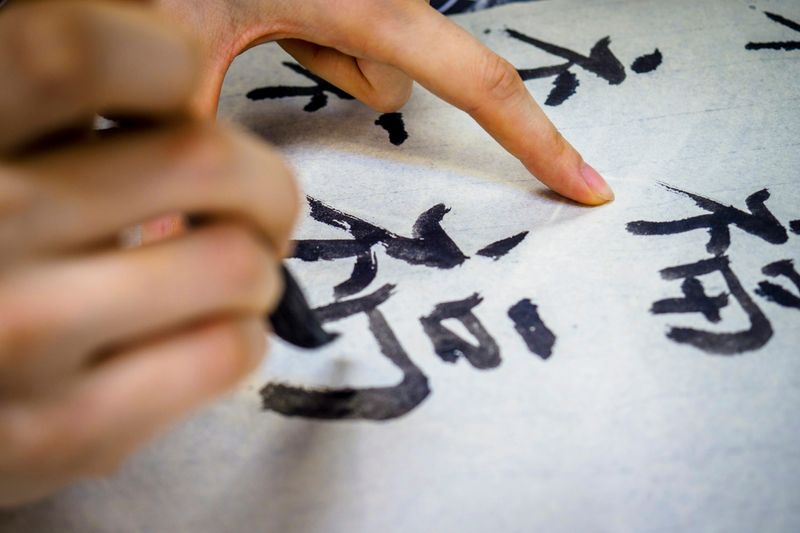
[354,2,614,205]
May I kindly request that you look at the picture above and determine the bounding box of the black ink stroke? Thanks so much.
[626,185,788,256]
[420,294,501,369]
[476,231,529,260]
[247,62,355,112]
[652,277,729,323]
[333,251,378,299]
[260,284,431,420]
[508,30,626,84]
[507,299,556,359]
[547,70,580,106]
[506,28,660,105]
[314,283,395,321]
[756,259,800,310]
[293,197,469,269]
[374,113,408,145]
[746,11,800,51]
[790,220,800,234]
[656,255,772,354]
[630,49,663,73]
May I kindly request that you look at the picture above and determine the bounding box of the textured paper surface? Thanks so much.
[2,0,798,531]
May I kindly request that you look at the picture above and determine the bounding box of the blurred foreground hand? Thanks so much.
[0,0,300,506]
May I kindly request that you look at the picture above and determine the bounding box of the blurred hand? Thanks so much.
[0,0,299,506]
[157,0,614,204]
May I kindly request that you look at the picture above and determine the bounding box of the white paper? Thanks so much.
[2,0,798,531]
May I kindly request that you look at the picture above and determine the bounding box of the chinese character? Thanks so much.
[247,62,354,112]
[626,185,787,256]
[505,28,662,105]
[652,255,772,354]
[627,184,797,355]
[261,197,555,420]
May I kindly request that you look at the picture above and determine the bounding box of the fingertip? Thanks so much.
[578,162,615,205]
[522,148,615,206]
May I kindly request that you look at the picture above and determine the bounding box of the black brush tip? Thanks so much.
[268,265,337,349]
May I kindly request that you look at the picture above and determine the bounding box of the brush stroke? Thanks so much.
[294,198,469,269]
[261,284,431,420]
[476,231,529,260]
[420,294,500,369]
[746,11,800,51]
[756,259,800,310]
[374,113,408,145]
[247,62,354,112]
[626,185,788,255]
[630,49,662,73]
[507,299,556,359]
[657,255,772,354]
[333,252,378,299]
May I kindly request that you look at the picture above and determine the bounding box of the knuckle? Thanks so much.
[244,136,302,234]
[477,52,524,105]
[0,171,40,260]
[545,127,571,162]
[0,405,73,471]
[0,294,49,369]
[201,224,272,299]
[5,5,94,103]
[170,125,238,192]
[0,171,35,219]
[519,126,571,171]
[204,320,265,382]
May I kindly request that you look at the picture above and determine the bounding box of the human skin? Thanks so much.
[0,0,612,506]
[154,0,614,205]
[0,1,299,505]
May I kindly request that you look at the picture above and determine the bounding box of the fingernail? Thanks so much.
[580,162,615,203]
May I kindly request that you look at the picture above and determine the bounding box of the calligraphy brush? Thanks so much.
[268,264,338,349]
[186,215,335,349]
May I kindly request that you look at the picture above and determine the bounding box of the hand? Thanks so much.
[156,0,614,205]
[0,1,299,505]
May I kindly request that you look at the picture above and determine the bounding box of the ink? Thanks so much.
[420,294,501,369]
[247,64,410,145]
[333,252,378,299]
[547,70,580,106]
[266,197,555,420]
[746,11,800,51]
[756,259,800,310]
[790,220,800,234]
[626,185,788,255]
[374,113,408,146]
[507,30,626,84]
[652,277,729,323]
[630,49,663,73]
[314,283,395,322]
[247,62,354,112]
[476,231,529,260]
[507,299,556,359]
[506,28,659,105]
[391,204,468,268]
[295,198,468,270]
[260,284,431,420]
[657,256,772,354]
[292,239,372,262]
